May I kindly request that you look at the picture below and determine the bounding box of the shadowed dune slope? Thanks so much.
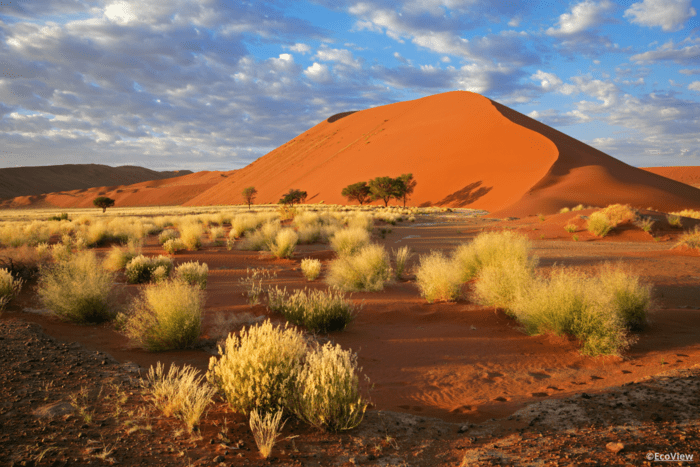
[641,166,700,189]
[185,91,559,212]
[0,164,192,200]
[488,101,700,217]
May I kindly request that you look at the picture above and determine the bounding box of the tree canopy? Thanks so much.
[242,186,257,209]
[394,173,417,207]
[341,181,371,205]
[93,196,115,213]
[279,189,307,206]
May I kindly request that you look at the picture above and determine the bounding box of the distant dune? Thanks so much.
[2,92,700,215]
[641,166,700,189]
[0,164,193,200]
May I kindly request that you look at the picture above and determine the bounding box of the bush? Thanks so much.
[634,216,655,233]
[0,268,23,311]
[104,241,142,272]
[38,251,117,323]
[671,209,700,220]
[667,214,683,228]
[292,342,368,432]
[415,251,462,303]
[473,255,536,314]
[163,238,186,255]
[126,279,204,351]
[675,225,700,251]
[158,229,180,245]
[267,286,357,333]
[144,362,216,432]
[230,214,260,239]
[587,212,612,237]
[301,258,322,281]
[564,223,577,233]
[125,255,173,284]
[600,204,638,226]
[269,228,298,259]
[595,263,652,331]
[207,320,307,415]
[179,222,204,250]
[208,226,225,242]
[175,261,209,290]
[393,246,413,279]
[453,230,535,282]
[238,221,281,251]
[326,244,392,292]
[329,228,370,257]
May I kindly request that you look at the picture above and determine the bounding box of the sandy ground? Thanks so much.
[2,210,700,465]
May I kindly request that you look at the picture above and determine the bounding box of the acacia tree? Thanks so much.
[93,196,115,213]
[341,181,371,205]
[279,189,307,206]
[242,186,257,209]
[368,176,399,207]
[394,173,417,207]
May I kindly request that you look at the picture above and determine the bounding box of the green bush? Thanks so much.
[125,255,173,284]
[292,342,368,432]
[667,214,683,228]
[38,251,117,323]
[326,244,392,292]
[267,286,357,333]
[473,255,536,314]
[126,279,204,351]
[207,320,307,415]
[330,227,370,257]
[415,251,462,302]
[587,212,613,237]
[175,261,209,290]
[0,268,23,311]
[595,263,652,331]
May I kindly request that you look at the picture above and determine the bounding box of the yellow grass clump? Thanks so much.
[415,251,463,302]
[326,244,392,292]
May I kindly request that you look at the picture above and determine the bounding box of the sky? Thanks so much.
[1,0,699,172]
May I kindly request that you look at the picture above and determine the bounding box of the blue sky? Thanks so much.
[1,0,699,171]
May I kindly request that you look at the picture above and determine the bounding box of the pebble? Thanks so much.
[606,442,624,454]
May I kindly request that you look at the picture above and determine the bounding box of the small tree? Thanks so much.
[341,182,371,205]
[242,187,257,210]
[368,177,398,207]
[394,173,417,207]
[279,189,307,206]
[93,196,115,213]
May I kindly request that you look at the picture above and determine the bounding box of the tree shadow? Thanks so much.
[437,181,493,207]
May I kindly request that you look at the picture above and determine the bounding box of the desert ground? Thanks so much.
[1,204,699,466]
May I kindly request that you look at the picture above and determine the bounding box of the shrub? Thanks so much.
[175,261,209,290]
[230,214,260,239]
[292,342,368,432]
[38,251,116,323]
[163,238,186,255]
[207,320,307,415]
[453,231,535,282]
[559,207,571,213]
[0,268,23,311]
[514,268,629,356]
[600,204,638,227]
[595,263,652,331]
[326,244,392,292]
[158,229,180,245]
[179,222,204,250]
[104,241,142,272]
[208,226,225,242]
[301,258,322,281]
[635,216,655,233]
[675,225,700,251]
[393,246,413,279]
[415,251,462,303]
[473,254,537,314]
[269,228,298,259]
[667,214,683,228]
[587,212,613,237]
[564,223,577,233]
[330,227,371,257]
[297,225,322,244]
[125,255,173,284]
[50,243,72,262]
[249,409,285,459]
[238,221,281,251]
[671,209,700,220]
[267,286,357,333]
[126,279,204,351]
[144,362,216,432]
[0,245,47,281]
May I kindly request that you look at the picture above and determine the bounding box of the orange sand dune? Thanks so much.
[0,164,192,200]
[4,91,700,215]
[641,166,700,189]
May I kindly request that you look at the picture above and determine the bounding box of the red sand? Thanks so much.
[642,166,700,189]
[2,91,700,217]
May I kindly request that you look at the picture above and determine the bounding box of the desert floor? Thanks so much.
[2,209,700,466]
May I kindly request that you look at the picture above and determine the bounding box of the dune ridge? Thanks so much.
[2,92,699,216]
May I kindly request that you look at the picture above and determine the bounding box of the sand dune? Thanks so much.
[3,92,700,216]
[641,166,700,189]
[0,164,192,200]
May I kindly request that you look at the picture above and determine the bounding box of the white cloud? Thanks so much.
[531,70,563,90]
[104,1,137,24]
[689,81,700,92]
[288,43,311,54]
[314,46,361,68]
[631,39,700,64]
[624,0,697,32]
[304,62,332,83]
[546,0,614,36]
